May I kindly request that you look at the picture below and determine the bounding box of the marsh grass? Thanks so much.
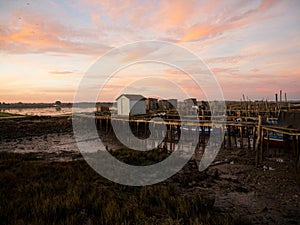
[0,112,22,117]
[0,151,251,225]
[109,148,170,166]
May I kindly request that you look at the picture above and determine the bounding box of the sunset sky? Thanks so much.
[0,0,299,102]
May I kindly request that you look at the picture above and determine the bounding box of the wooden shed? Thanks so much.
[116,94,146,116]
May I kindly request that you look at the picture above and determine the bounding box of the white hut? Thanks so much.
[116,94,146,116]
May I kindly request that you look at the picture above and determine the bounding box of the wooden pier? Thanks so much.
[75,114,256,154]
[75,98,300,169]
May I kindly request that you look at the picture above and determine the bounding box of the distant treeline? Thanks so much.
[0,102,113,109]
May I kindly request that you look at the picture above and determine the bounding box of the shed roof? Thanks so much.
[116,94,146,101]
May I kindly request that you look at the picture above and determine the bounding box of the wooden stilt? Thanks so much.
[256,116,262,166]
[253,126,256,151]
[227,125,231,149]
[296,135,299,170]
[239,126,243,149]
[266,130,269,158]
[260,127,264,164]
[234,126,238,148]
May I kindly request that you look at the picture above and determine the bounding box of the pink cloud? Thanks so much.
[205,54,255,64]
[71,0,289,60]
[251,68,259,73]
[0,10,111,55]
[180,0,279,42]
[211,67,240,75]
[49,71,73,75]
[154,0,197,30]
[91,13,104,28]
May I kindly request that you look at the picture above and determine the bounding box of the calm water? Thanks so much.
[1,107,96,116]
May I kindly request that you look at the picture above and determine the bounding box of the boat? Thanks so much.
[263,132,294,148]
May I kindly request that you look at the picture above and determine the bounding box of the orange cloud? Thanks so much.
[75,0,281,45]
[155,0,197,29]
[211,67,240,75]
[205,54,254,64]
[79,0,216,39]
[120,51,159,63]
[180,0,278,42]
[49,71,73,75]
[259,0,277,10]
[181,23,220,42]
[0,10,110,55]
[91,13,104,28]
[251,68,259,73]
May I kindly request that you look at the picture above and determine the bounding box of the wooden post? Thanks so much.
[208,126,211,142]
[109,119,112,133]
[201,126,205,144]
[105,118,108,133]
[280,90,282,104]
[256,116,262,166]
[221,126,225,149]
[253,126,256,151]
[234,126,238,148]
[239,126,243,149]
[227,125,231,149]
[260,127,264,164]
[266,130,269,158]
[247,127,251,149]
[275,93,278,112]
[296,135,299,170]
[285,92,287,103]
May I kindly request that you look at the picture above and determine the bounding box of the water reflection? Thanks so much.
[1,107,95,116]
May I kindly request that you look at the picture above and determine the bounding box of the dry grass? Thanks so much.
[0,151,252,225]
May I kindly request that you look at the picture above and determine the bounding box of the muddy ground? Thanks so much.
[0,116,299,225]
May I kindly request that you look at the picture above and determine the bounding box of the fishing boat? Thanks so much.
[264,133,284,147]
[263,132,294,147]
